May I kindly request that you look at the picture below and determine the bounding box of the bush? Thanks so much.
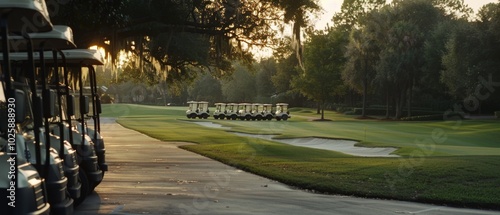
[400,113,465,121]
[353,108,386,116]
[352,108,442,117]
[400,114,444,121]
[495,111,500,119]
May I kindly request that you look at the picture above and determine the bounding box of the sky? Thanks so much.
[314,0,498,30]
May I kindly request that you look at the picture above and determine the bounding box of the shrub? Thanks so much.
[495,111,500,119]
[400,113,465,121]
[352,108,442,117]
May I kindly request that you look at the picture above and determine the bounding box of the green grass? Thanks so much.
[101,104,500,210]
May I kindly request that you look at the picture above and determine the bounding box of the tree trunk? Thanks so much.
[395,90,406,119]
[321,104,325,120]
[385,88,390,119]
[407,82,413,118]
[362,78,367,117]
[317,102,321,114]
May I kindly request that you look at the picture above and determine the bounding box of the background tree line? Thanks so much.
[53,0,500,119]
[184,0,500,120]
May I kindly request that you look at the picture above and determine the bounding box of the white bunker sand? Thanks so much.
[191,121,398,157]
[190,121,231,129]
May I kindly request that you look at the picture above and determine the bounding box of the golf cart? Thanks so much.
[0,0,65,214]
[5,29,81,214]
[262,104,274,120]
[275,103,291,121]
[213,103,226,119]
[197,101,210,119]
[225,103,238,120]
[9,49,108,206]
[186,101,198,119]
[251,103,263,120]
[238,103,253,120]
[186,101,210,119]
[52,49,107,203]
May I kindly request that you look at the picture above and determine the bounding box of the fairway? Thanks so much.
[101,104,500,210]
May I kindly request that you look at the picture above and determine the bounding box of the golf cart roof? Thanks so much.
[215,103,226,105]
[9,25,76,51]
[4,49,104,65]
[0,0,52,33]
[276,103,289,106]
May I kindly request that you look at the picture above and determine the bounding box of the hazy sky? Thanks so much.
[315,0,498,29]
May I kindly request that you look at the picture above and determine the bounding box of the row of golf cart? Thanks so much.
[186,102,291,121]
[1,1,107,214]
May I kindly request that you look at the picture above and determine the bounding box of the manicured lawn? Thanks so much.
[101,104,500,210]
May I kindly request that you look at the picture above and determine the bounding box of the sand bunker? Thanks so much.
[232,132,398,157]
[190,121,398,157]
[190,121,231,130]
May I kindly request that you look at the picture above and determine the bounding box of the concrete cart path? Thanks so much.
[75,118,498,215]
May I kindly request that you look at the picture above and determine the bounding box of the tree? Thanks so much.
[441,23,489,112]
[221,63,256,102]
[270,0,320,68]
[49,0,127,48]
[333,0,386,31]
[441,3,500,113]
[418,20,458,109]
[333,0,386,118]
[343,25,379,117]
[292,29,347,120]
[188,73,223,103]
[256,59,278,103]
[372,0,444,119]
[51,0,320,92]
[271,37,304,106]
[429,0,473,19]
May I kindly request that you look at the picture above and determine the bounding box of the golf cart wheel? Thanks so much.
[74,169,90,207]
[282,115,288,121]
[214,115,219,119]
[93,171,105,188]
[246,115,252,121]
[219,114,225,119]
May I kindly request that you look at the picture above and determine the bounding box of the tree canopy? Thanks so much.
[292,29,347,120]
[53,0,500,118]
[51,0,320,86]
